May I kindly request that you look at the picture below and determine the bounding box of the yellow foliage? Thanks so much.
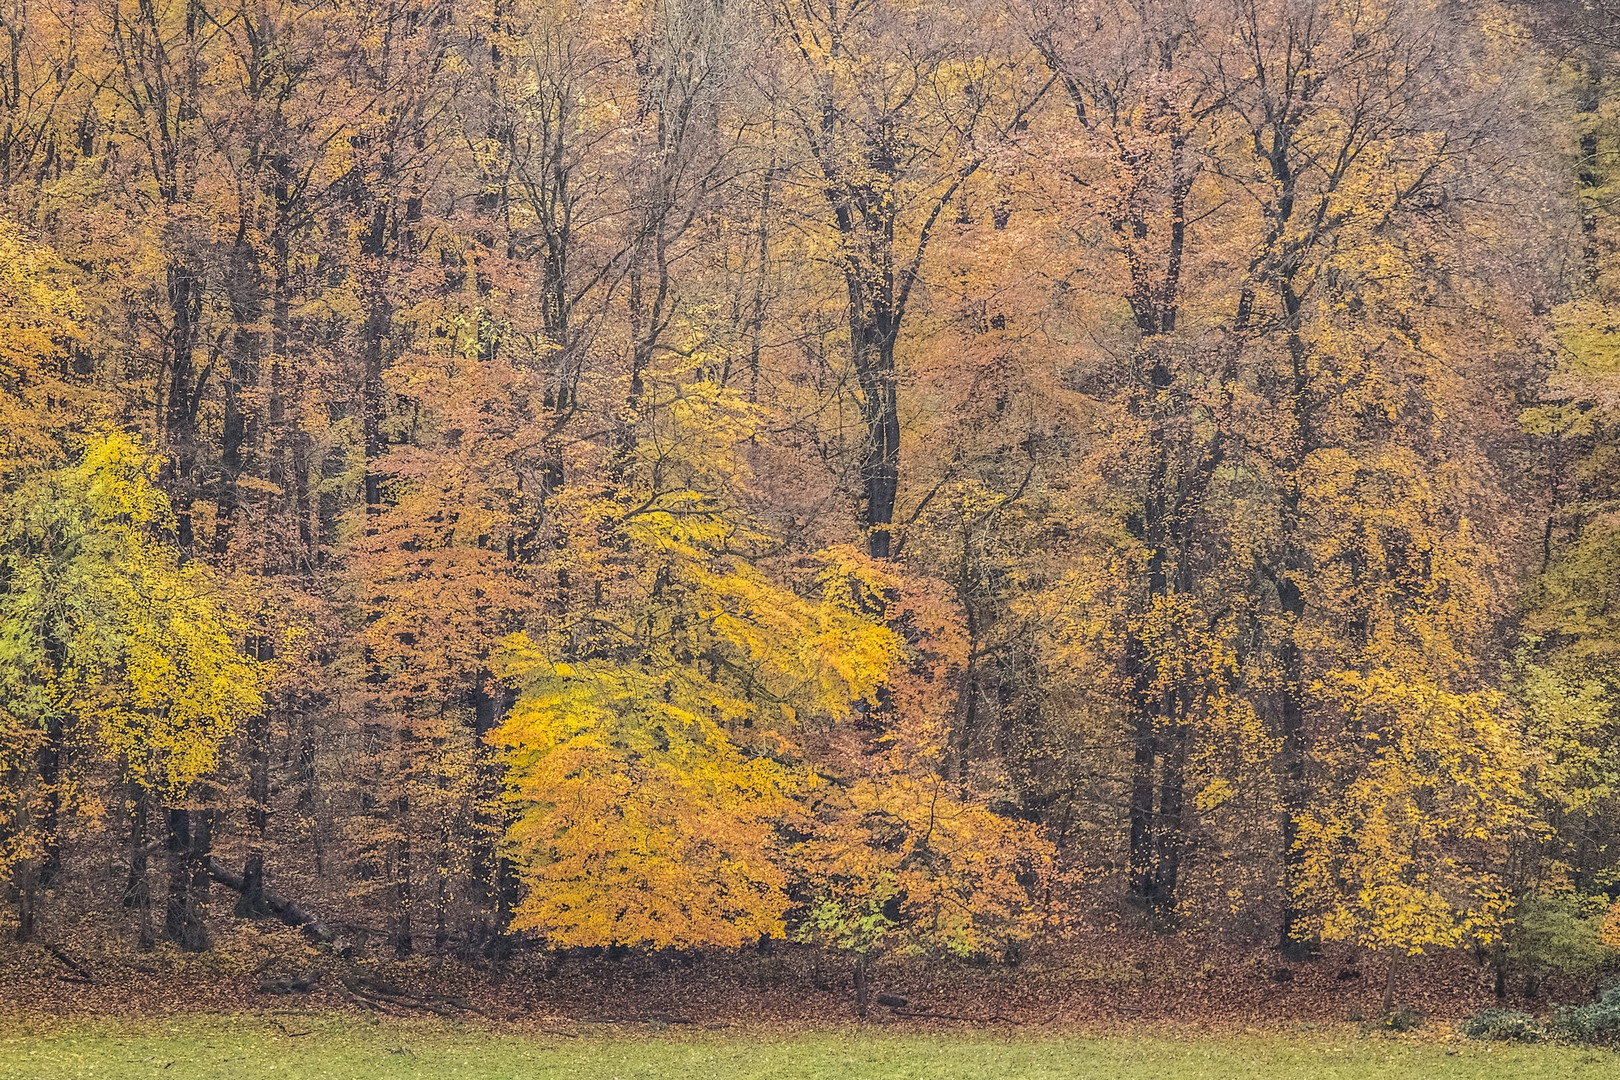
[0,432,266,796]
[796,772,1052,958]
[493,380,904,948]
[1603,899,1620,951]
[0,221,91,473]
[1295,670,1528,955]
[495,649,800,948]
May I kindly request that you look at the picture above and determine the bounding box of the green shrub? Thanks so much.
[1552,985,1620,1046]
[1509,893,1617,980]
[1461,1008,1544,1042]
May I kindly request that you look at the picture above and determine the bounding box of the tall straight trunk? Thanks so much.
[163,261,205,552]
[16,711,65,941]
[296,699,317,813]
[434,856,449,951]
[1156,689,1191,909]
[270,163,317,573]
[1274,305,1313,953]
[124,784,153,949]
[392,709,414,958]
[14,777,38,943]
[472,681,517,949]
[742,158,775,401]
[236,701,272,919]
[1111,120,1195,919]
[1125,350,1174,913]
[361,295,389,519]
[852,320,900,559]
[394,789,413,958]
[163,807,189,947]
[164,807,210,951]
[953,524,981,781]
[188,808,214,940]
[216,236,262,559]
[14,853,36,942]
[1126,680,1159,903]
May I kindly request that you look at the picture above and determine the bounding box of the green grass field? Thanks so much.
[0,1016,1614,1080]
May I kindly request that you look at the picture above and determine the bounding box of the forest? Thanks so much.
[1,0,1619,1031]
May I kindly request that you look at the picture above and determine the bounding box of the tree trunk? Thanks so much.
[215,248,259,559]
[1382,953,1399,1017]
[1155,696,1190,917]
[236,852,267,921]
[394,787,413,959]
[124,786,153,950]
[1276,623,1308,953]
[189,808,214,940]
[206,856,337,946]
[14,856,36,943]
[236,664,273,918]
[855,326,901,560]
[853,951,869,1018]
[16,711,65,941]
[164,807,210,951]
[1274,316,1313,954]
[164,808,191,946]
[1125,360,1172,911]
[1126,670,1159,903]
[162,261,204,554]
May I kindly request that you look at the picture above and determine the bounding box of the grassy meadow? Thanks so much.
[0,1016,1613,1080]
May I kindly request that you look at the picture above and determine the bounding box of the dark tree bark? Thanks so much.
[14,854,36,943]
[207,857,337,945]
[164,807,211,952]
[123,785,153,950]
[235,700,273,919]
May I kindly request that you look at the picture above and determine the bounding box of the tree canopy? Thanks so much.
[0,0,1616,1008]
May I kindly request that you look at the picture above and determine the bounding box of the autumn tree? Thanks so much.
[1194,0,1551,944]
[1506,0,1620,935]
[0,219,93,942]
[494,375,901,947]
[0,433,265,946]
[1294,676,1529,1014]
[1025,0,1241,922]
[772,0,1048,558]
[0,0,1592,983]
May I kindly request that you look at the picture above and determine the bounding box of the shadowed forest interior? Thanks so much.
[2,0,1620,1023]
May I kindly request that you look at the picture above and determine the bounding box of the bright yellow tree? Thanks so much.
[0,431,266,942]
[493,377,901,948]
[1294,673,1529,1014]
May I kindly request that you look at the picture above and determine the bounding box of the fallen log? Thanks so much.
[257,968,322,994]
[205,856,340,948]
[338,974,488,1018]
[46,943,95,983]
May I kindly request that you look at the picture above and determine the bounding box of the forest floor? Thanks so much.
[2,926,1613,1077]
[0,1016,1615,1080]
[0,923,1537,1027]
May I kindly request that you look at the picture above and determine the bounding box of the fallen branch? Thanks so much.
[257,968,322,994]
[206,857,338,947]
[46,944,94,984]
[338,974,488,1019]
